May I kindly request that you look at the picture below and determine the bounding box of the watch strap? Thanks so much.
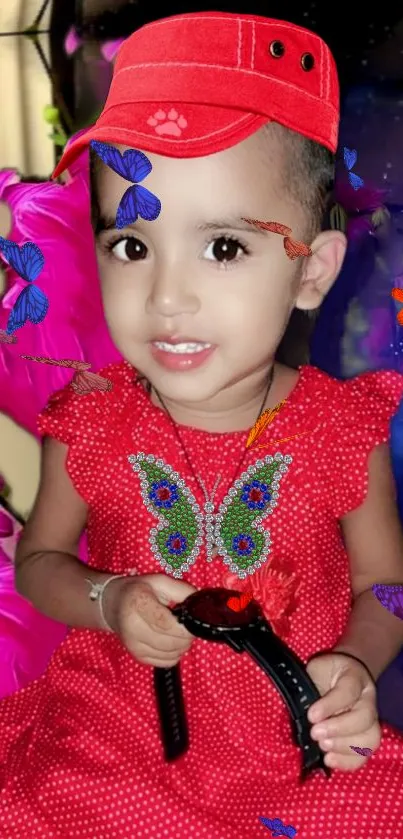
[153,664,189,762]
[240,625,329,777]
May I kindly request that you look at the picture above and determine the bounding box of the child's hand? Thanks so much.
[306,652,381,771]
[110,574,196,667]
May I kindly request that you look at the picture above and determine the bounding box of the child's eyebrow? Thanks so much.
[195,218,270,237]
[95,215,270,238]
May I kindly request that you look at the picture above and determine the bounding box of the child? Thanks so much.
[1,11,403,838]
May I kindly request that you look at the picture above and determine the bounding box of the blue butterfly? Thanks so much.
[0,237,49,335]
[90,140,161,229]
[259,817,297,838]
[343,147,364,191]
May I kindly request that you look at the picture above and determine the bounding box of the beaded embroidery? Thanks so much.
[128,452,292,579]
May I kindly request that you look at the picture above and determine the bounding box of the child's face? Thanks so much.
[95,129,345,410]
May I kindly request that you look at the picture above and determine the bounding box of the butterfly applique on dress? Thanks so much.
[128,452,292,579]
[0,237,48,342]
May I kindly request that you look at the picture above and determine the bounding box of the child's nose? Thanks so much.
[146,271,200,318]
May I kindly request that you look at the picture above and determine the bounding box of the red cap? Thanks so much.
[53,11,339,179]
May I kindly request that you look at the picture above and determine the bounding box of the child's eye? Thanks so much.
[107,236,148,262]
[204,236,250,265]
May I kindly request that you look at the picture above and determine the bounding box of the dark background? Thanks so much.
[52,2,403,132]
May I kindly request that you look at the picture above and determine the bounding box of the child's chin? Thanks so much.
[148,365,225,404]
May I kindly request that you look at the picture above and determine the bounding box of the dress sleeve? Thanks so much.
[37,362,135,504]
[325,369,403,519]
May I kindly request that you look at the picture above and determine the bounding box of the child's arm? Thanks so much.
[16,437,195,666]
[335,443,403,680]
[15,437,130,631]
[306,442,403,772]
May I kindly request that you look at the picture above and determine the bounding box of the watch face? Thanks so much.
[179,587,262,630]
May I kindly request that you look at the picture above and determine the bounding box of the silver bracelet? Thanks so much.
[85,575,127,632]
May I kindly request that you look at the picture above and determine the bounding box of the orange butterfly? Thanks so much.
[246,400,287,448]
[21,355,91,371]
[242,219,312,260]
[21,355,112,395]
[71,371,112,395]
[391,288,403,326]
[256,430,311,449]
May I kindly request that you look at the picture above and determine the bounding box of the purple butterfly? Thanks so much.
[0,237,48,336]
[90,141,161,229]
[349,746,373,757]
[372,583,403,621]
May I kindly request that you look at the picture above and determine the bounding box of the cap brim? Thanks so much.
[52,102,269,179]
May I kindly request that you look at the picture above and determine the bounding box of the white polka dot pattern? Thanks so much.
[0,362,403,838]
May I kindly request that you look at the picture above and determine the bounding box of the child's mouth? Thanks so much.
[150,339,216,371]
[153,341,211,354]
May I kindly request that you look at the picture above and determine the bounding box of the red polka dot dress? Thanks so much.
[1,361,403,839]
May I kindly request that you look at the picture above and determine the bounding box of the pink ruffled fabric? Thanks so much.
[0,136,107,695]
[0,136,121,439]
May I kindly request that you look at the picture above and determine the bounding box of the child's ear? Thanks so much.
[294,229,347,311]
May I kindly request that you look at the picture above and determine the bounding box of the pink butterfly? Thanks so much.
[64,26,82,56]
[21,355,112,395]
[100,39,126,63]
[349,746,373,757]
[0,331,17,344]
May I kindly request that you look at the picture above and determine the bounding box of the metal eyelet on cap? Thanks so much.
[269,40,285,58]
[301,52,315,71]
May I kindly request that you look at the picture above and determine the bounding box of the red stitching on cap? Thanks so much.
[251,21,256,70]
[237,18,242,69]
[319,38,324,99]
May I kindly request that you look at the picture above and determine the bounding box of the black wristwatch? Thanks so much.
[154,587,330,780]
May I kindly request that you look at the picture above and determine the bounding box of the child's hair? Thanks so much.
[261,123,335,239]
[89,123,335,367]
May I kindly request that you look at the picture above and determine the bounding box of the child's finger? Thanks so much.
[322,749,369,772]
[318,732,379,757]
[132,583,193,640]
[137,616,193,652]
[311,702,377,740]
[134,641,187,668]
[308,672,362,722]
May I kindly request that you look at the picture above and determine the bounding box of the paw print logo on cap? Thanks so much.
[147,108,188,137]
